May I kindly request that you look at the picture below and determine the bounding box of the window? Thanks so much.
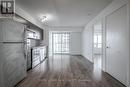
[94,33,102,48]
[52,32,70,54]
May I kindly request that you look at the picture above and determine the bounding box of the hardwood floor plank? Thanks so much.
[16,55,126,87]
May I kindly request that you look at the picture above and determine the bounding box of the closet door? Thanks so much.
[106,5,128,85]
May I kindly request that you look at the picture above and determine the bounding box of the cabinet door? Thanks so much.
[2,19,25,42]
[2,43,26,87]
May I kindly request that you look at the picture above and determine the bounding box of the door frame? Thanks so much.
[92,20,104,70]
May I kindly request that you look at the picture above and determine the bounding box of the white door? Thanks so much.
[106,5,128,85]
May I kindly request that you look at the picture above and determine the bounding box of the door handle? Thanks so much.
[106,46,110,49]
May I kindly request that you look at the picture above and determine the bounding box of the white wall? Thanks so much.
[82,25,93,62]
[42,28,49,46]
[70,32,81,55]
[49,27,83,32]
[82,0,129,86]
[0,22,4,87]
[50,27,83,55]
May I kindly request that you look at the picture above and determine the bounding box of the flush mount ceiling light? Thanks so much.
[38,14,54,23]
[40,16,47,22]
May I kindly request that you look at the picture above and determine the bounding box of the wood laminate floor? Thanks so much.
[17,55,126,87]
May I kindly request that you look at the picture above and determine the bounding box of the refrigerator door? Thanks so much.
[2,19,25,42]
[0,43,4,87]
[0,21,3,42]
[2,43,26,87]
[0,20,4,87]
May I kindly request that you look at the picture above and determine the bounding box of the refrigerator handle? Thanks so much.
[22,42,27,60]
[23,26,27,60]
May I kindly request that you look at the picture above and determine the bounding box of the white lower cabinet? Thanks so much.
[32,46,47,68]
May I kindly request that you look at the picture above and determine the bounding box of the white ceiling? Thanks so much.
[16,0,113,27]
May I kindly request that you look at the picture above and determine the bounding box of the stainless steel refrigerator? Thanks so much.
[0,19,27,87]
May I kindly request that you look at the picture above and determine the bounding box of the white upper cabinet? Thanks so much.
[26,29,40,40]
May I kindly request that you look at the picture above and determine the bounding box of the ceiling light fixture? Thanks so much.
[40,16,47,22]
